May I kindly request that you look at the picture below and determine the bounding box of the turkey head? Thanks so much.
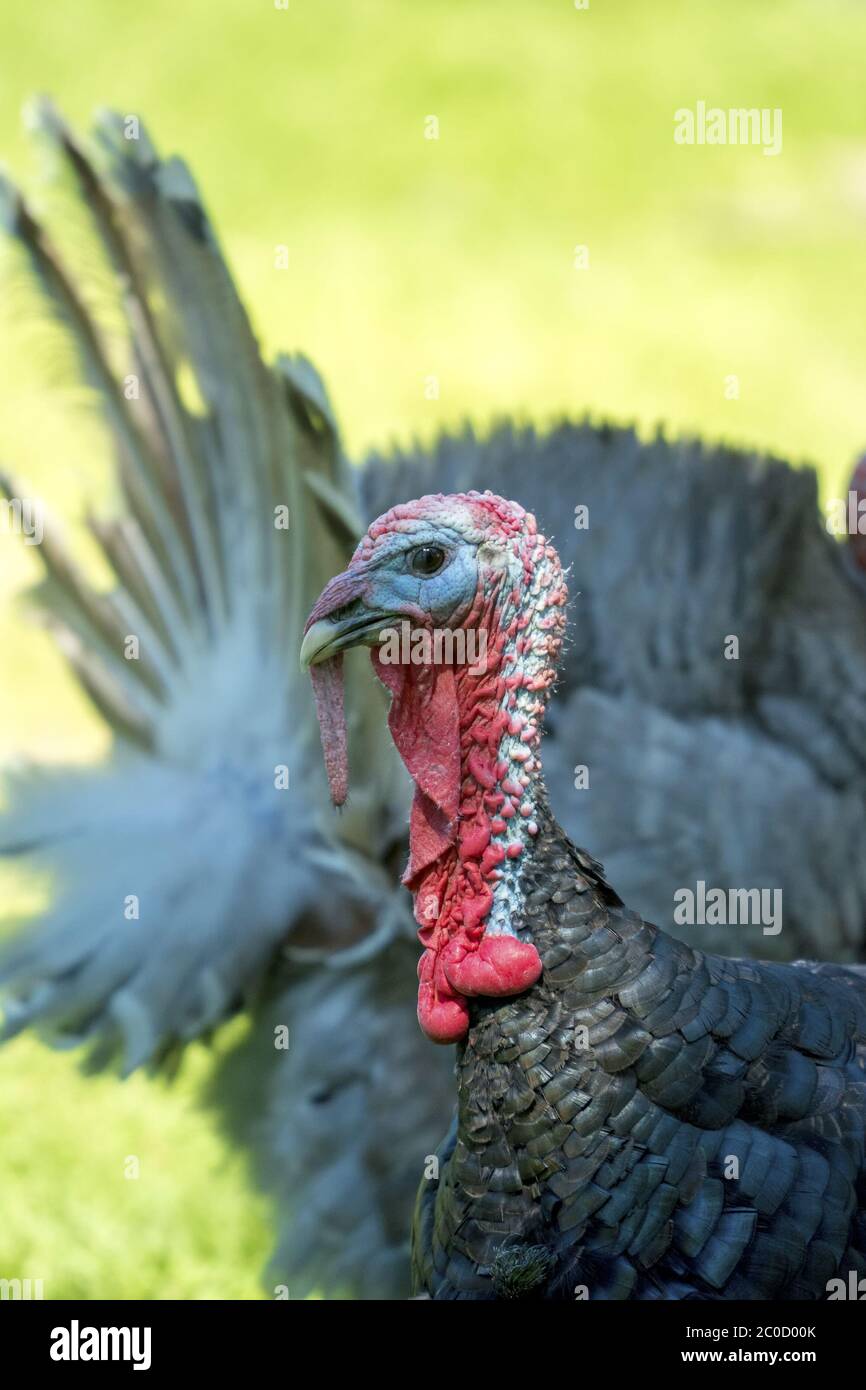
[302,491,567,1043]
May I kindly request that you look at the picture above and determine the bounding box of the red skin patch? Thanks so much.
[373,600,543,1044]
[416,934,542,1043]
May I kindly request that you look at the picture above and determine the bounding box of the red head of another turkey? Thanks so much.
[301,492,568,1044]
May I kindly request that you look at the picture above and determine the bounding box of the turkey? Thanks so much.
[1,103,866,1300]
[302,490,866,1300]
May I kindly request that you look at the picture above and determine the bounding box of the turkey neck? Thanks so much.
[435,803,659,1294]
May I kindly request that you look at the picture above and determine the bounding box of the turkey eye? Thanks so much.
[408,544,446,576]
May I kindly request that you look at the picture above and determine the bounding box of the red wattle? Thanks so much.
[417,947,471,1042]
[442,935,542,998]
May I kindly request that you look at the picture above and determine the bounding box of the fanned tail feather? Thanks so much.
[0,105,405,1075]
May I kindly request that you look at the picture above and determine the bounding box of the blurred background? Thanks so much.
[1,0,865,1297]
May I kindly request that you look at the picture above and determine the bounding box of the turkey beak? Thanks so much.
[300,613,395,668]
[300,567,397,670]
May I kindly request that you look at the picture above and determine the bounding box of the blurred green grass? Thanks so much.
[1,0,865,1298]
[1,1030,270,1299]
